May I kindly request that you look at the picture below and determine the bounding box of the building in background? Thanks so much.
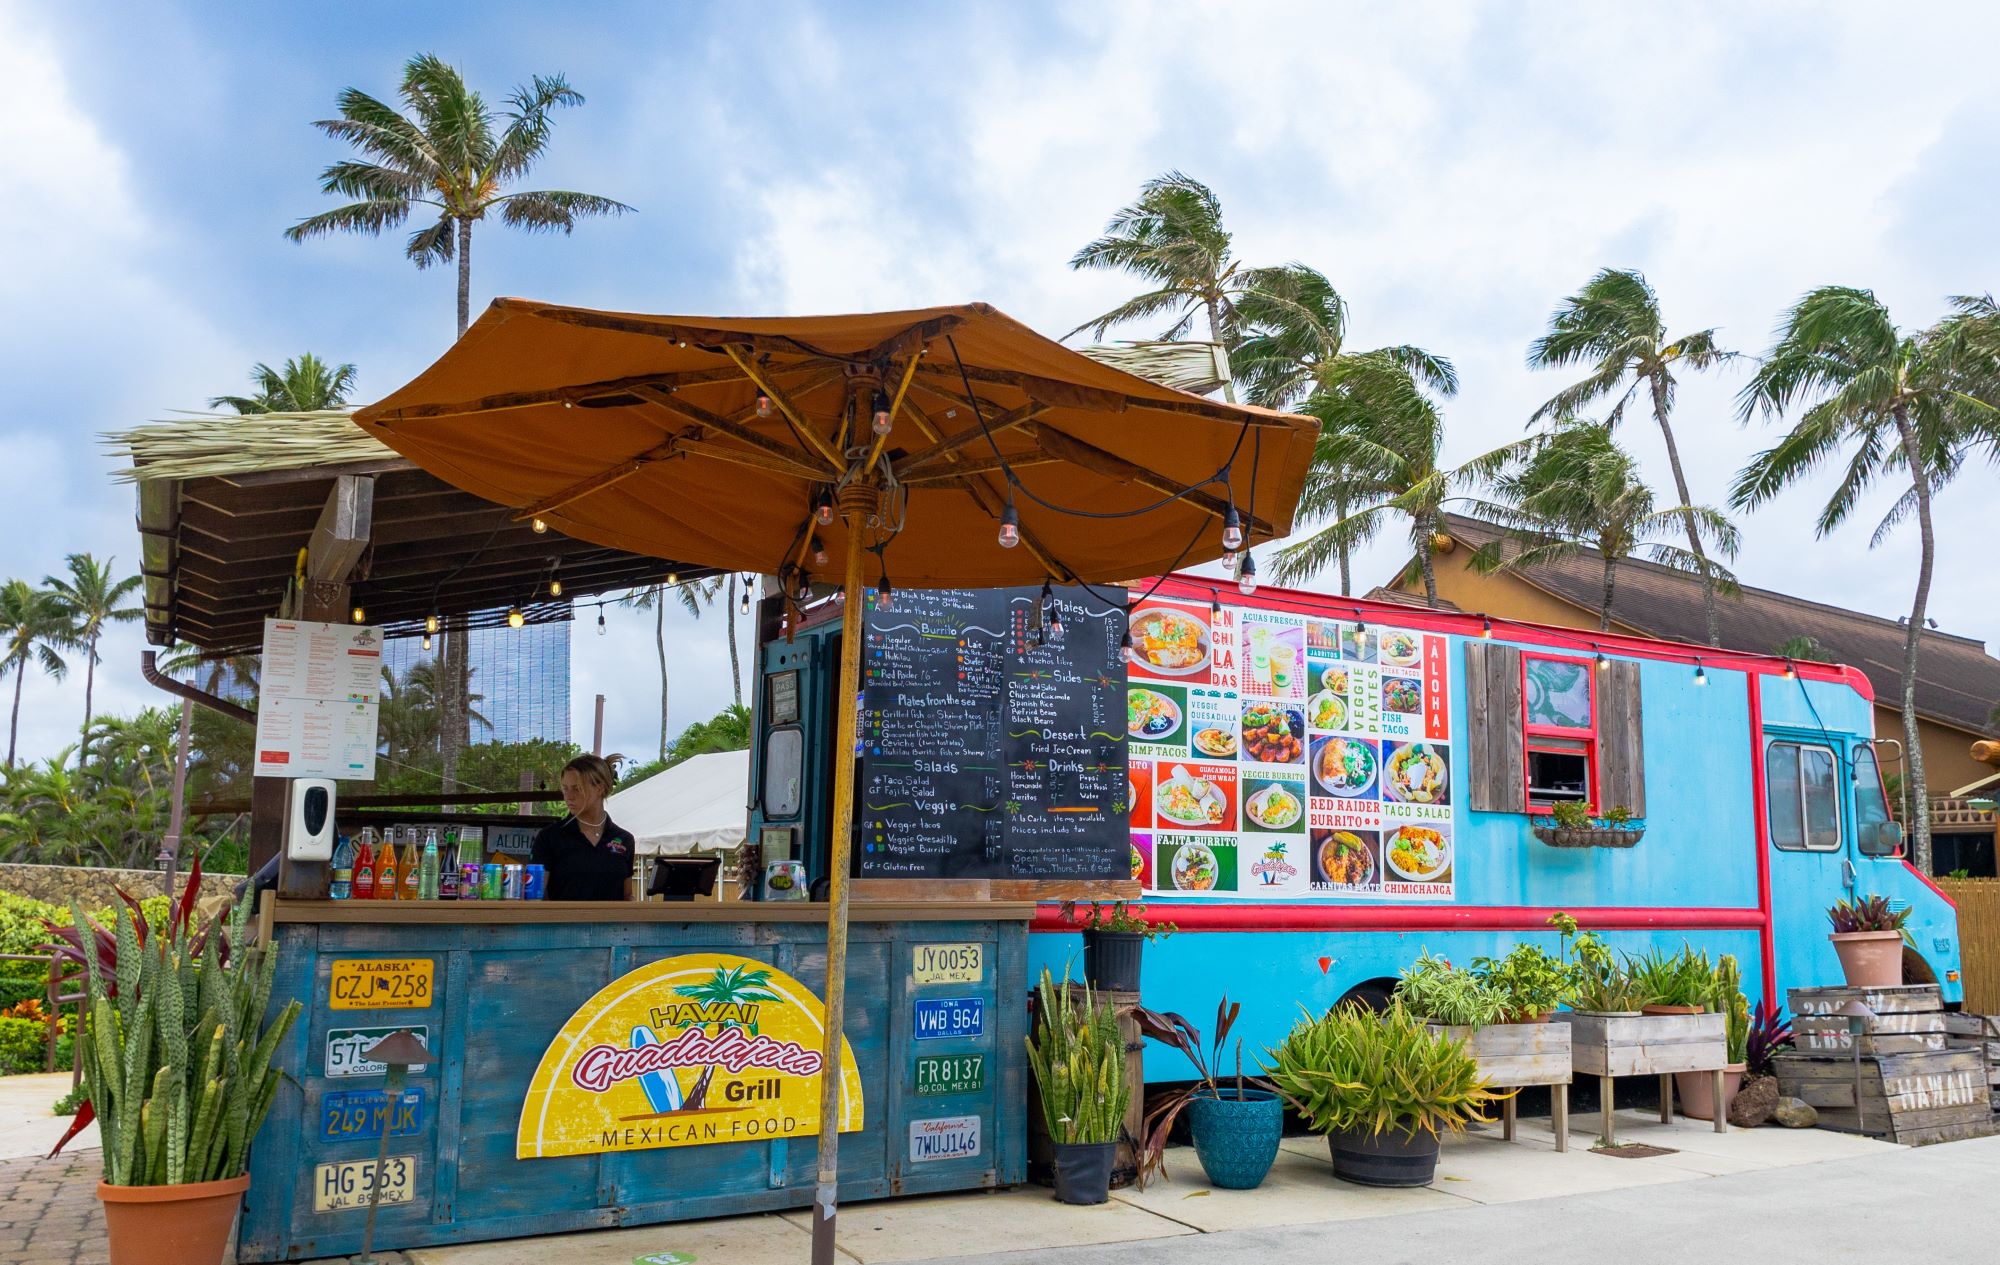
[381,619,572,746]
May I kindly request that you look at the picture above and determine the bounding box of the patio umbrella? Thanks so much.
[353,297,1315,1261]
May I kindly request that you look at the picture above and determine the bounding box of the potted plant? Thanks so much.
[1472,942,1575,1023]
[1025,968,1130,1205]
[1532,801,1647,849]
[1132,996,1282,1190]
[1552,914,1646,1016]
[44,873,302,1265]
[1724,1002,1793,1127]
[1264,1002,1498,1188]
[1058,900,1175,993]
[1625,945,1714,1015]
[1827,895,1910,988]
[1394,952,1508,1029]
[1676,954,1750,1120]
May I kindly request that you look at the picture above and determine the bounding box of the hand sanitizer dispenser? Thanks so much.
[285,778,337,862]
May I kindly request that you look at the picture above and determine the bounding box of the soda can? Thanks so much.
[523,864,546,901]
[458,863,483,900]
[503,864,525,901]
[482,863,505,901]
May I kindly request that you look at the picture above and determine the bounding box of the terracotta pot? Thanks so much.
[1509,1010,1556,1024]
[1830,930,1903,989]
[1675,1064,1747,1121]
[98,1174,248,1265]
[1640,1004,1703,1015]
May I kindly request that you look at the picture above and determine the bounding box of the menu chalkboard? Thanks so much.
[859,586,1128,880]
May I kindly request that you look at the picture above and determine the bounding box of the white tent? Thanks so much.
[605,749,751,856]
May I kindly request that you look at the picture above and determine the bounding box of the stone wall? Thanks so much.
[0,863,237,910]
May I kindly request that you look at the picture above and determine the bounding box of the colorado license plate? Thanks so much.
[328,959,434,1010]
[913,997,983,1040]
[313,1155,415,1212]
[325,1025,432,1078]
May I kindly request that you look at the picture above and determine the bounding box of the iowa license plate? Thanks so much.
[313,1155,415,1212]
[913,997,983,1040]
[328,958,434,1010]
[909,1115,982,1163]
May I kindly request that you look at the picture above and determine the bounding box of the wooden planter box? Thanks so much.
[1430,1021,1574,1152]
[1774,1048,1995,1145]
[1568,1011,1728,1146]
[1531,825,1645,849]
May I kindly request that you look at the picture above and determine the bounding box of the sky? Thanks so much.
[3,1,1997,768]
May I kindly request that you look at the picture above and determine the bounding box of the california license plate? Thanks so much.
[909,1115,982,1163]
[319,1088,426,1141]
[313,1155,415,1212]
[913,997,983,1041]
[328,958,434,1010]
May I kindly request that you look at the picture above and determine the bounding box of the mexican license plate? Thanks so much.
[913,997,983,1041]
[313,1155,415,1212]
[328,958,434,1010]
[914,1053,985,1095]
[913,942,984,984]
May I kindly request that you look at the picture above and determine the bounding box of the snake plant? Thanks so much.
[1025,968,1129,1145]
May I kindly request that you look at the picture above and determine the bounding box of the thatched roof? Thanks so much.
[1077,340,1232,396]
[104,410,397,483]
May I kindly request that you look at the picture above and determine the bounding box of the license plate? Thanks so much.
[326,1025,432,1078]
[319,1088,426,1141]
[913,942,984,985]
[914,1053,985,1095]
[909,1115,982,1163]
[329,958,434,1010]
[913,997,983,1041]
[313,1155,415,1212]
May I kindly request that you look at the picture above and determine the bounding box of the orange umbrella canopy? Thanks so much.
[353,299,1316,587]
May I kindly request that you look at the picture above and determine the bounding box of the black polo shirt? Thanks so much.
[531,815,636,901]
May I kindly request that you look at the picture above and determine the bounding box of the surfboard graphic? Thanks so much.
[629,1025,684,1113]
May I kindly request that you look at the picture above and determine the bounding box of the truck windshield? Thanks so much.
[1852,744,1898,856]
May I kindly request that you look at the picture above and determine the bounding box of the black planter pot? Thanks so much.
[1327,1126,1440,1187]
[1082,930,1144,992]
[1051,1141,1117,1205]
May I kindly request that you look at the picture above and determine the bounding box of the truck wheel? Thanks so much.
[1334,980,1396,1013]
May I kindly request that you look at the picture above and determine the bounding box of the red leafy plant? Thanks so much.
[1130,995,1267,1185]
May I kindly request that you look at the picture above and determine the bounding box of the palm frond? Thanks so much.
[495,190,635,232]
[284,199,413,242]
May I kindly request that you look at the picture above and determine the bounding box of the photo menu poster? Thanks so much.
[1128,597,1456,901]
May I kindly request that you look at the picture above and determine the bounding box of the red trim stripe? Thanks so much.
[1031,905,1766,934]
[1904,860,1958,909]
[1748,675,1778,1000]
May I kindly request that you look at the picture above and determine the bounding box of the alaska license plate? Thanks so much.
[909,1115,982,1163]
[313,1155,415,1212]
[913,997,983,1041]
[914,1053,986,1095]
[328,958,434,1010]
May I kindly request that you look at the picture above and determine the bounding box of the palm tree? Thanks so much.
[725,574,744,709]
[1733,286,1988,872]
[623,578,723,761]
[1467,423,1739,632]
[672,963,782,1108]
[1068,172,1242,351]
[1273,351,1525,605]
[1775,636,1836,663]
[1527,269,1733,646]
[286,53,632,339]
[208,353,358,413]
[44,554,142,767]
[666,704,753,767]
[0,581,72,770]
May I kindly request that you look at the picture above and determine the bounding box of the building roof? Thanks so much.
[1436,512,2000,739]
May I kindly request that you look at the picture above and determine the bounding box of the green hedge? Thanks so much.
[0,1016,70,1075]
[0,890,172,1028]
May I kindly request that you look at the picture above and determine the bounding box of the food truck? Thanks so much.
[751,575,1963,1075]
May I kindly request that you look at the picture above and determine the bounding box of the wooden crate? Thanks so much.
[1431,1021,1572,1086]
[1794,1009,1947,1056]
[1773,1048,1996,1144]
[1025,986,1146,1189]
[1569,1012,1727,1077]
[1789,983,1943,1017]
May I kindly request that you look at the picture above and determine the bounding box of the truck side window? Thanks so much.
[1852,744,1898,856]
[1464,641,1643,816]
[1523,655,1597,811]
[764,727,803,819]
[1766,741,1841,851]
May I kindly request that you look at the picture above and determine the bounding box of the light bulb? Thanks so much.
[667,570,679,587]
[1693,660,1707,686]
[1222,547,1238,569]
[351,606,366,624]
[877,577,893,610]
[1596,652,1609,672]
[795,572,812,602]
[814,490,834,527]
[1039,579,1055,612]
[739,589,751,615]
[871,392,893,437]
[424,614,440,635]
[1210,591,1222,616]
[1048,610,1065,643]
[1480,618,1493,639]
[1120,629,1136,664]
[1221,505,1245,551]
[1783,661,1797,680]
[812,539,828,568]
[507,607,525,629]
[421,634,432,652]
[1237,553,1259,596]
[597,610,607,636]
[998,500,1021,549]
[532,517,548,534]
[549,577,563,597]
[755,393,773,419]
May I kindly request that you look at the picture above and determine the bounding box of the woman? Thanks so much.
[532,754,637,901]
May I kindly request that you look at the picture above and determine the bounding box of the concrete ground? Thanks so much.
[403,1110,1916,1265]
[0,1073,95,1163]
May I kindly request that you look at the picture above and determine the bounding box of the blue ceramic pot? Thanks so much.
[1187,1089,1283,1189]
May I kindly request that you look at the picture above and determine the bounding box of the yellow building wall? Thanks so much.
[1395,546,1992,798]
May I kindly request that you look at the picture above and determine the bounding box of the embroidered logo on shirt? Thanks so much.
[606,837,628,855]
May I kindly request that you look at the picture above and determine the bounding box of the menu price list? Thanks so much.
[859,587,1128,881]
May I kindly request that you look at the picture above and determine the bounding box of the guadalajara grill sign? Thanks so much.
[516,952,863,1158]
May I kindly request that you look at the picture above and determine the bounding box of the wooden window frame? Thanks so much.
[1522,652,1600,814]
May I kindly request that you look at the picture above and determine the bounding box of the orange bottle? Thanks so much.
[376,842,399,900]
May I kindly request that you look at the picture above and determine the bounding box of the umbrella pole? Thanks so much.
[811,517,868,1265]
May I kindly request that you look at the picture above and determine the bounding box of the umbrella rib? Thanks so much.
[510,440,682,520]
[899,396,1072,582]
[893,401,1045,475]
[723,346,846,472]
[898,452,1062,486]
[629,384,841,475]
[381,365,755,420]
[909,359,1297,428]
[1030,425,1272,536]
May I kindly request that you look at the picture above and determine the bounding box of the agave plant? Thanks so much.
[1623,945,1715,1010]
[1712,955,1751,1064]
[1263,1002,1500,1141]
[1025,969,1129,1146]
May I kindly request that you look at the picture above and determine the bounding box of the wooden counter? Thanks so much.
[270,899,1037,925]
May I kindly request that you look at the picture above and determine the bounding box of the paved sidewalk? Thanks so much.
[0,1150,109,1265]
[0,1074,96,1163]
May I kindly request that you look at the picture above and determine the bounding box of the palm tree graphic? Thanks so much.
[671,965,781,1110]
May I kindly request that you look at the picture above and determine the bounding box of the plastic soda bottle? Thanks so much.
[376,841,399,900]
[330,836,354,900]
[419,828,441,901]
[352,836,375,900]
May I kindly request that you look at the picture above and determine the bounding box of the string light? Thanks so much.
[1047,607,1066,643]
[532,517,548,534]
[350,605,366,624]
[871,390,894,437]
[421,634,432,652]
[755,392,773,419]
[795,570,813,602]
[739,582,752,615]
[1595,650,1609,672]
[1480,617,1493,639]
[1119,627,1137,664]
[1210,589,1222,616]
[666,570,679,587]
[997,497,1021,549]
[507,607,525,629]
[549,575,563,597]
[1693,657,1707,687]
[1038,579,1055,613]
[596,608,606,636]
[424,614,440,635]
[1236,552,1259,596]
[1783,660,1797,680]
[876,571,893,611]
[813,488,834,527]
[1220,504,1245,552]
